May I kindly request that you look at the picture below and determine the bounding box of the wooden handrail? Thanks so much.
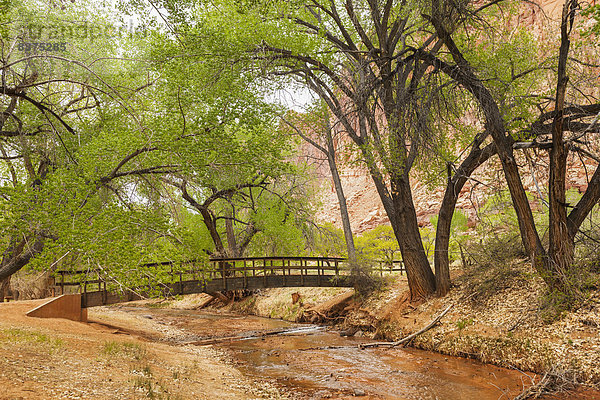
[54,255,350,294]
[209,256,345,262]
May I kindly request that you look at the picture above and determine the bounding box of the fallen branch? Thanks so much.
[193,294,217,310]
[207,291,230,304]
[512,367,576,400]
[301,307,343,322]
[359,304,454,349]
[189,326,324,346]
[513,371,551,400]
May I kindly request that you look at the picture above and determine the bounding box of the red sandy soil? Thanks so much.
[0,299,281,400]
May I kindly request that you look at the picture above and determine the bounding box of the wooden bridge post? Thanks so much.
[282,258,286,287]
[221,260,227,291]
[317,259,321,286]
[179,271,183,295]
[60,271,65,295]
[243,259,247,289]
[263,258,267,287]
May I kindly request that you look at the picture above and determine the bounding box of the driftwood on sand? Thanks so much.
[359,304,454,349]
[299,304,454,351]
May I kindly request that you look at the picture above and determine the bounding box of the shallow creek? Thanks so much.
[119,307,594,399]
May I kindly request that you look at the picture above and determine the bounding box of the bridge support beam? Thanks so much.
[26,294,87,322]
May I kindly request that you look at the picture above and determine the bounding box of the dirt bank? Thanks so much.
[352,269,600,388]
[0,300,282,400]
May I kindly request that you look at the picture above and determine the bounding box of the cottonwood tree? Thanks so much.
[420,0,600,296]
[163,172,312,258]
[0,0,323,300]
[0,0,181,292]
[119,13,315,260]
[181,0,505,298]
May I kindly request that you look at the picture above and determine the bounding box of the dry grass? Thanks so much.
[8,270,55,300]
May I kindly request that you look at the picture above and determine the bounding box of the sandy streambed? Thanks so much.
[105,305,600,400]
[2,300,599,399]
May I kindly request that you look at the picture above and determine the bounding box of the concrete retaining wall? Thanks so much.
[26,294,87,322]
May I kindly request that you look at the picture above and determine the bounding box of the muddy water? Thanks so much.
[225,331,532,399]
[121,307,594,399]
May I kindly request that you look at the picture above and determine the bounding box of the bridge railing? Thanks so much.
[207,256,347,288]
[54,269,107,295]
[373,260,404,276]
[53,256,349,295]
[52,260,207,296]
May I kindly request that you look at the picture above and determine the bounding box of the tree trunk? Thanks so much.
[434,141,496,295]
[425,19,552,284]
[179,180,227,257]
[0,237,45,282]
[354,110,436,298]
[199,207,227,256]
[280,110,357,262]
[492,121,552,283]
[238,224,258,256]
[224,206,239,257]
[548,0,578,290]
[0,276,10,302]
[366,167,436,299]
[325,134,357,263]
[390,173,436,299]
[568,163,600,238]
[434,192,453,296]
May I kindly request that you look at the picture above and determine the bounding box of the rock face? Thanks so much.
[306,0,598,234]
[312,151,595,234]
[313,165,390,233]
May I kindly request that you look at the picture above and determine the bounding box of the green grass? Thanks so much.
[132,364,182,400]
[146,300,172,309]
[455,318,474,332]
[101,341,147,360]
[0,328,64,352]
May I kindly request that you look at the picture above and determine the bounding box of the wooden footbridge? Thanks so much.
[53,256,354,308]
[26,256,403,321]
